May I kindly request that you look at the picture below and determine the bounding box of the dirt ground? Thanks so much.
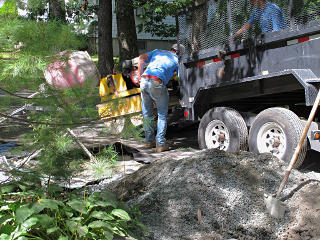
[281,182,320,239]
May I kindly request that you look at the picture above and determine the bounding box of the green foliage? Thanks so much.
[0,18,87,92]
[0,5,146,239]
[31,126,85,180]
[0,8,143,192]
[291,0,320,21]
[97,145,119,163]
[0,0,18,18]
[1,0,98,23]
[65,0,98,26]
[90,145,119,178]
[11,19,85,55]
[120,117,144,140]
[24,0,47,20]
[135,0,194,38]
[0,16,101,192]
[0,189,147,240]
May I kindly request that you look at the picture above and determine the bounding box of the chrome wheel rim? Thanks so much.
[205,120,230,151]
[257,122,287,159]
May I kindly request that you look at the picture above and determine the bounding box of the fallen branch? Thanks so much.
[0,149,42,184]
[0,112,100,126]
[0,92,39,124]
[0,87,43,100]
[66,128,96,162]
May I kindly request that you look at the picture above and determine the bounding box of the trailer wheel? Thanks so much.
[198,107,248,152]
[248,107,307,168]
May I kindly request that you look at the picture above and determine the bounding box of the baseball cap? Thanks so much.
[171,43,185,55]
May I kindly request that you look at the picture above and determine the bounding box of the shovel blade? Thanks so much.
[264,195,286,219]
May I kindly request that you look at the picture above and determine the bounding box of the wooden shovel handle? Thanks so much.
[276,89,320,197]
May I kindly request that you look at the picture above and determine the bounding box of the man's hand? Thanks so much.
[231,33,238,40]
[233,22,252,41]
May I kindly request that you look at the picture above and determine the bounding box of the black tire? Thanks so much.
[198,107,248,152]
[248,107,307,169]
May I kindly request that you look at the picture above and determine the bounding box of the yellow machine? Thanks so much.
[97,71,180,135]
[97,73,142,120]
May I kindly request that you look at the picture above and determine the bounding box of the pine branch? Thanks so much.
[0,112,100,126]
[0,87,45,100]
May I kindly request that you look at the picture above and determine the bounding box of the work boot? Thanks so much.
[155,144,169,153]
[143,141,156,149]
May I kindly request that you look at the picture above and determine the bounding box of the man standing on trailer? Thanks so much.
[137,44,184,153]
[233,0,287,39]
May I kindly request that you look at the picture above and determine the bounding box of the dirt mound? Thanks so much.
[107,149,320,240]
[280,183,320,240]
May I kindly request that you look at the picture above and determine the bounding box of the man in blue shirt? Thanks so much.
[137,44,184,152]
[233,0,287,39]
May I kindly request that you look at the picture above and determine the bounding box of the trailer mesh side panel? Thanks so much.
[177,0,320,55]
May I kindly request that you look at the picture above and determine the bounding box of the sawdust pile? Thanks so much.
[107,149,320,240]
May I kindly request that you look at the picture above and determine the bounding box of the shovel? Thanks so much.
[265,88,320,218]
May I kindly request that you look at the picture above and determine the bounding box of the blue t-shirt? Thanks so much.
[248,1,287,33]
[143,49,179,85]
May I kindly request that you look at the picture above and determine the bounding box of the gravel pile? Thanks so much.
[106,149,320,240]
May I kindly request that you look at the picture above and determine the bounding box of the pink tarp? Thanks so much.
[44,51,100,90]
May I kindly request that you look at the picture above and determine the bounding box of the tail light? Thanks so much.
[184,109,189,117]
[311,131,320,140]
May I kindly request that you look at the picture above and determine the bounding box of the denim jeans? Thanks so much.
[140,76,169,147]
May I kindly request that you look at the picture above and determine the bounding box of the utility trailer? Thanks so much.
[176,0,320,168]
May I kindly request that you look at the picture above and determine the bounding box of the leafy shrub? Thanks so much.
[0,189,146,240]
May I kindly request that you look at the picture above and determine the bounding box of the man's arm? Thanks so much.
[233,8,257,40]
[137,53,149,83]
[233,22,252,39]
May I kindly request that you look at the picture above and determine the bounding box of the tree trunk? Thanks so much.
[48,0,66,22]
[116,0,138,69]
[98,0,114,78]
